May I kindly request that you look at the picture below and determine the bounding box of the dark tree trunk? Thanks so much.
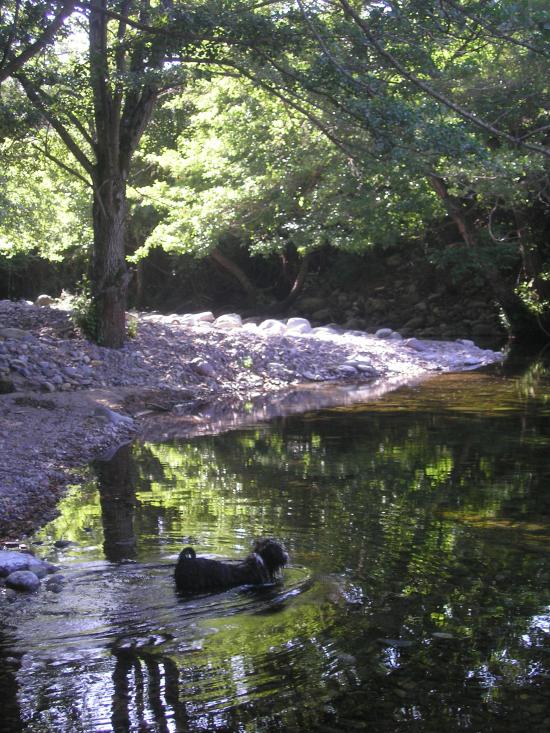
[88,0,158,347]
[429,173,549,343]
[210,247,258,305]
[91,172,129,347]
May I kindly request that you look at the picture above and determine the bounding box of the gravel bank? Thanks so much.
[0,300,502,539]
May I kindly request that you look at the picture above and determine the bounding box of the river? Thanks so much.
[1,358,550,732]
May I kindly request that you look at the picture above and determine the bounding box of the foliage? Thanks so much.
[0,137,91,263]
[68,275,99,341]
[132,78,436,262]
[0,0,549,341]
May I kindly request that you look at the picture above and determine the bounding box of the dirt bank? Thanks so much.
[0,300,502,540]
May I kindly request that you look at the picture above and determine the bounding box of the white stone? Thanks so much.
[193,311,215,323]
[404,338,429,352]
[35,294,55,307]
[214,313,242,329]
[258,319,286,335]
[312,326,340,338]
[286,317,312,333]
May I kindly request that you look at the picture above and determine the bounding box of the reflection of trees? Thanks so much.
[0,631,22,733]
[94,445,138,561]
[111,648,189,733]
[19,370,550,731]
[124,383,550,729]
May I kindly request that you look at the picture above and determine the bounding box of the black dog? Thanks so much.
[174,538,288,593]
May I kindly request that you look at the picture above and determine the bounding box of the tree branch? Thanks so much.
[31,143,92,187]
[338,0,550,159]
[0,1,76,84]
[16,72,95,176]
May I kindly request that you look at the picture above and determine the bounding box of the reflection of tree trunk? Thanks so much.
[0,633,23,732]
[95,444,138,561]
[111,649,189,732]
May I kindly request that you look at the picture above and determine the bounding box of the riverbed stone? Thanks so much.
[338,365,359,377]
[5,570,41,592]
[0,550,56,577]
[375,328,394,339]
[35,294,55,307]
[286,317,312,333]
[190,358,216,378]
[193,311,215,323]
[0,327,32,340]
[404,338,429,352]
[93,406,134,428]
[0,297,503,540]
[258,319,286,335]
[214,313,242,329]
[0,377,14,393]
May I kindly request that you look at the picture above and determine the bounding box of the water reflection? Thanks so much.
[95,445,138,562]
[1,364,550,731]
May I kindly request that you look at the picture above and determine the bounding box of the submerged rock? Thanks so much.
[5,570,41,592]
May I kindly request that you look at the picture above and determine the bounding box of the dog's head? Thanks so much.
[253,538,288,574]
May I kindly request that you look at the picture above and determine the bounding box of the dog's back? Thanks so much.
[174,547,264,593]
[174,541,287,594]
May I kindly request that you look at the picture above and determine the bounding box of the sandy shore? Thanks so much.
[0,300,502,540]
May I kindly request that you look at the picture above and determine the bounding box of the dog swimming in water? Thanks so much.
[174,538,288,594]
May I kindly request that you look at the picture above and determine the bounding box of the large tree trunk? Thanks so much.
[428,173,548,343]
[91,172,129,348]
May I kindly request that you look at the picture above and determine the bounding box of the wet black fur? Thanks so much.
[174,538,288,594]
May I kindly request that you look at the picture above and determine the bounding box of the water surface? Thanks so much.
[1,361,550,732]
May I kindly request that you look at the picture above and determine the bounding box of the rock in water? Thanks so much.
[0,550,58,577]
[5,570,41,592]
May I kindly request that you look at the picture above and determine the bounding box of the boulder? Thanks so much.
[214,313,242,329]
[375,328,394,339]
[35,294,55,307]
[258,319,287,335]
[0,551,58,584]
[5,570,40,592]
[286,317,312,333]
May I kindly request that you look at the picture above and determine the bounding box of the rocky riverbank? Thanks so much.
[0,299,502,540]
